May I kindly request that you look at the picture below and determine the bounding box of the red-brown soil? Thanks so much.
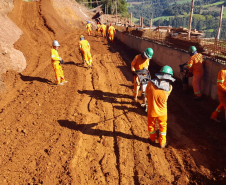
[0,0,226,184]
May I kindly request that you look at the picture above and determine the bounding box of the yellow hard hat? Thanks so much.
[80,35,84,38]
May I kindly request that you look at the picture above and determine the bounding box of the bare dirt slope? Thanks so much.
[0,0,226,184]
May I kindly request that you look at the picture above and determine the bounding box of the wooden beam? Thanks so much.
[150,13,153,30]
[188,0,194,40]
[216,5,224,40]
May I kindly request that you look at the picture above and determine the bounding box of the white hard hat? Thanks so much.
[52,40,60,47]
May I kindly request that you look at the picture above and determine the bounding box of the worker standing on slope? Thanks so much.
[51,40,67,85]
[86,21,92,36]
[108,23,116,42]
[145,66,175,148]
[97,22,101,35]
[210,67,226,122]
[187,46,204,100]
[131,48,153,102]
[100,23,107,38]
[79,35,92,69]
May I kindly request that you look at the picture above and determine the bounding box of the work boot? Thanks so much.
[160,142,167,149]
[134,97,138,102]
[87,65,91,69]
[58,82,64,85]
[193,96,202,101]
[62,81,68,84]
[148,138,159,145]
[210,117,221,123]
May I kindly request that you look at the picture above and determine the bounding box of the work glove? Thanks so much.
[132,71,136,76]
[60,59,65,64]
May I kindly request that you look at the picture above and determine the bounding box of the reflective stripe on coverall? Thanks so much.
[108,26,116,42]
[145,81,172,147]
[187,53,204,97]
[79,40,92,66]
[214,67,226,119]
[86,23,92,35]
[97,24,101,34]
[101,25,107,37]
[51,48,65,84]
[131,54,149,97]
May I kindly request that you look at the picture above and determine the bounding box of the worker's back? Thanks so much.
[108,26,115,33]
[188,53,204,75]
[131,54,149,71]
[79,40,90,51]
[146,81,172,117]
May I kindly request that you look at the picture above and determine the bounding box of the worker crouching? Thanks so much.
[145,66,175,148]
[51,40,67,85]
[131,48,153,103]
[187,46,204,100]
[79,35,92,69]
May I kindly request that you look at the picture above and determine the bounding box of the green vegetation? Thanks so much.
[202,1,224,7]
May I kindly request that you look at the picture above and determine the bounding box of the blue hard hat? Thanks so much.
[87,21,89,23]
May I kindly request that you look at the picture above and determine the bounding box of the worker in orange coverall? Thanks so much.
[79,35,92,69]
[51,40,67,85]
[131,48,153,102]
[145,66,175,148]
[86,21,92,35]
[108,23,116,42]
[187,46,205,100]
[97,22,101,35]
[210,67,226,122]
[100,23,107,37]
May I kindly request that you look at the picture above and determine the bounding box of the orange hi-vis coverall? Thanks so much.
[97,24,101,34]
[86,23,92,35]
[187,53,204,97]
[108,26,116,42]
[145,81,172,147]
[101,24,107,37]
[79,39,92,66]
[131,54,149,97]
[212,67,226,120]
[51,48,65,85]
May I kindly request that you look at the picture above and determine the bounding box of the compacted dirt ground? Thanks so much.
[0,0,226,184]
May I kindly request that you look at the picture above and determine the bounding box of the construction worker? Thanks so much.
[100,23,107,37]
[51,40,67,85]
[108,23,116,42]
[187,46,204,100]
[86,21,92,35]
[79,35,92,69]
[145,66,175,148]
[210,67,226,122]
[131,48,153,102]
[97,22,101,35]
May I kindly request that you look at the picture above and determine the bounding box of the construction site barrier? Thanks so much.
[115,30,224,101]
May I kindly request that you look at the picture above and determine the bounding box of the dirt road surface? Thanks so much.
[0,0,226,184]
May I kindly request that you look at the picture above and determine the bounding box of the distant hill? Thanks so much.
[128,0,226,39]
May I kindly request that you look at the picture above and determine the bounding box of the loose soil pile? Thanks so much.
[0,0,226,184]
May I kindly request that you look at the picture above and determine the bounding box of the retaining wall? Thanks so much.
[115,31,224,100]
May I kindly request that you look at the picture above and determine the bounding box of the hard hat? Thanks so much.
[144,48,153,59]
[87,21,89,23]
[52,40,60,47]
[80,35,84,40]
[98,22,100,24]
[189,46,197,53]
[160,65,173,76]
[155,65,175,82]
[110,23,112,26]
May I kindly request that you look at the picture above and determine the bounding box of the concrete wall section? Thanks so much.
[115,31,225,101]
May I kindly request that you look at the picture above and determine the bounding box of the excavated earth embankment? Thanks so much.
[0,0,226,184]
